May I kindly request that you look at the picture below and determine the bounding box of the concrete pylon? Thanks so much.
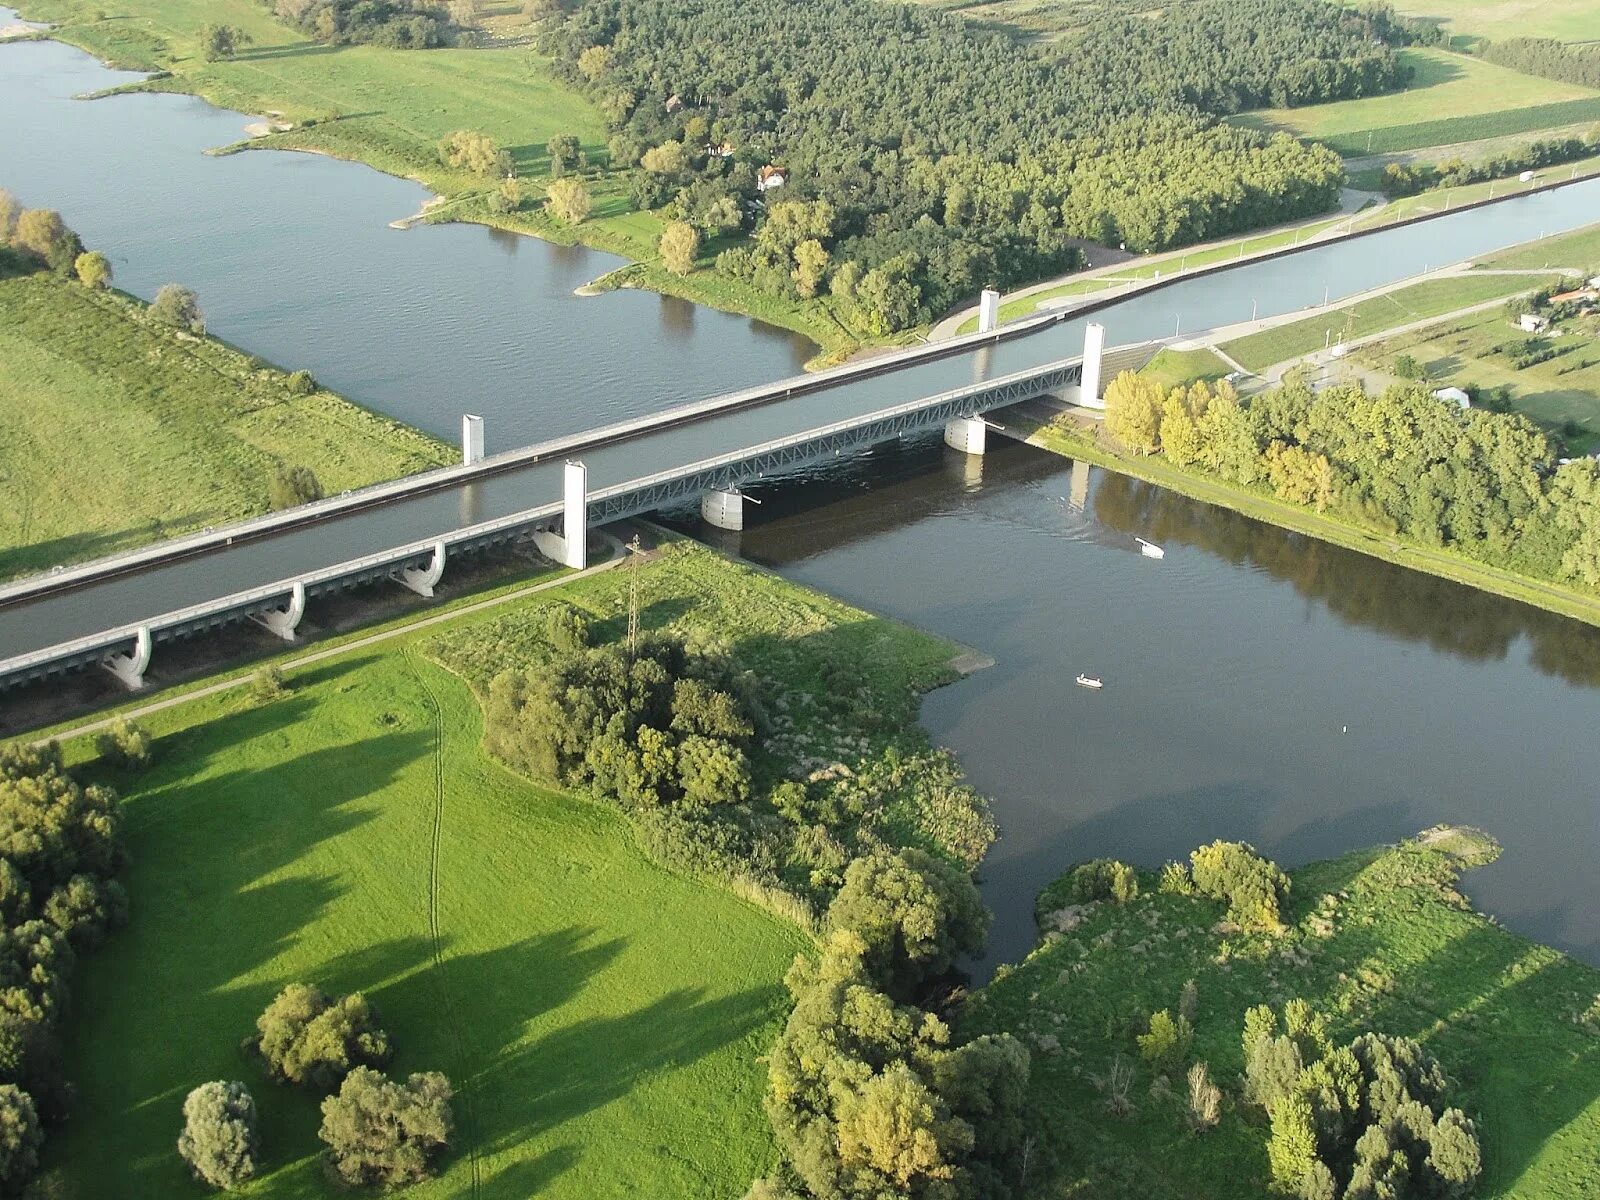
[1080,322,1107,409]
[462,414,485,466]
[537,461,588,569]
[944,415,987,455]
[252,581,307,641]
[701,488,745,531]
[978,288,1001,334]
[102,626,152,691]
[395,541,447,597]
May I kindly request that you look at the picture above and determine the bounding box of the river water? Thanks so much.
[5,25,1599,972]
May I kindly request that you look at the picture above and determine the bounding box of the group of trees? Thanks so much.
[1479,37,1600,90]
[0,192,105,286]
[180,983,451,1190]
[1101,370,1600,596]
[263,0,454,48]
[540,0,1359,332]
[0,743,129,1191]
[1245,1001,1482,1198]
[1381,134,1597,197]
[752,849,1029,1200]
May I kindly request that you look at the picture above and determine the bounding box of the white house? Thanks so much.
[757,165,789,193]
[1519,313,1548,333]
[1432,386,1471,409]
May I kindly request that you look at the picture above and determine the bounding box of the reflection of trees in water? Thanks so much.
[1091,471,1600,686]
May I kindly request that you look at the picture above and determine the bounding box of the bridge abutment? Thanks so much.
[102,626,152,691]
[1079,322,1106,409]
[978,288,1001,334]
[462,414,485,466]
[395,541,447,597]
[701,488,745,531]
[251,582,306,641]
[944,415,987,455]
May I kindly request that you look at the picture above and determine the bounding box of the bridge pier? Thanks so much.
[251,581,306,641]
[701,488,745,531]
[462,414,485,466]
[102,626,152,691]
[978,288,1001,334]
[1079,322,1107,409]
[395,541,447,597]
[532,460,588,570]
[944,415,987,455]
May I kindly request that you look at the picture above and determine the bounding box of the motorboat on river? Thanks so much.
[1076,674,1104,689]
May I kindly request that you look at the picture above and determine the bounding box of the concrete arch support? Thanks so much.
[531,460,588,569]
[102,626,152,691]
[944,415,987,455]
[701,488,745,531]
[396,541,447,597]
[978,288,1001,334]
[253,581,306,641]
[1080,322,1107,409]
[462,414,485,466]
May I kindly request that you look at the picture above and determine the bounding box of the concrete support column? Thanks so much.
[1080,322,1106,409]
[396,541,447,597]
[944,415,987,455]
[102,626,152,691]
[978,288,1001,334]
[462,414,485,466]
[701,488,745,531]
[252,581,306,641]
[537,461,588,569]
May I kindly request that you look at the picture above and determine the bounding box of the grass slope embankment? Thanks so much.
[31,541,961,1198]
[965,829,1600,1198]
[0,266,450,580]
[1021,416,1600,629]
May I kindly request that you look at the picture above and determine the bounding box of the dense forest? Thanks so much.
[1480,38,1600,90]
[542,0,1377,332]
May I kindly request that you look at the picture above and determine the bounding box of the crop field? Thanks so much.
[1232,48,1600,156]
[27,539,967,1198]
[1393,0,1600,45]
[0,267,450,581]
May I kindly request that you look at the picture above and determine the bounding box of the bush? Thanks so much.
[0,1085,42,1193]
[268,464,324,510]
[318,1068,453,1188]
[94,717,154,771]
[1136,1009,1193,1074]
[1159,861,1194,894]
[43,874,128,949]
[1069,858,1139,903]
[73,250,111,290]
[252,666,288,702]
[177,1080,259,1190]
[285,369,316,395]
[545,177,591,224]
[1189,840,1289,929]
[149,283,204,334]
[254,984,392,1091]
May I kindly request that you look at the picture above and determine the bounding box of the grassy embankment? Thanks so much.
[11,0,867,359]
[1231,47,1600,156]
[0,264,450,581]
[966,829,1600,1198]
[1217,272,1557,374]
[30,540,961,1198]
[1136,347,1231,390]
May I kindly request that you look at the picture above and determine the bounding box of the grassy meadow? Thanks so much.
[966,830,1600,1198]
[1393,0,1600,45]
[1232,47,1600,156]
[0,265,449,581]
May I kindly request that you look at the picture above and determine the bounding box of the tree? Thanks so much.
[177,1081,259,1190]
[576,43,613,80]
[74,250,112,290]
[659,221,700,275]
[13,209,82,276]
[1268,1092,1319,1191]
[1190,840,1289,929]
[94,717,153,771]
[1160,387,1205,467]
[1137,1009,1193,1073]
[318,1068,453,1188]
[0,189,18,244]
[1104,371,1164,454]
[201,24,250,60]
[254,983,392,1090]
[268,465,324,510]
[149,283,205,334]
[1187,1062,1221,1132]
[546,177,591,224]
[0,1086,41,1194]
[546,133,584,177]
[792,238,830,299]
[438,130,513,177]
[1393,353,1424,380]
[834,1062,971,1191]
[639,140,689,177]
[824,848,988,995]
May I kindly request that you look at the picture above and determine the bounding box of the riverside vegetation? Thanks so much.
[0,192,450,580]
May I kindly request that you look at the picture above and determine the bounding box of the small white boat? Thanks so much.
[1136,537,1165,559]
[1075,674,1104,689]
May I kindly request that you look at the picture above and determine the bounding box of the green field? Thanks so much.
[1394,0,1600,45]
[1233,47,1600,156]
[1475,223,1600,272]
[0,266,450,580]
[27,539,974,1197]
[1218,272,1552,373]
[967,830,1600,1198]
[1137,346,1232,390]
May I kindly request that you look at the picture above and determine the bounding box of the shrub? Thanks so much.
[177,1080,259,1190]
[149,283,205,334]
[1189,840,1289,929]
[1069,858,1139,903]
[285,369,316,395]
[487,177,523,214]
[73,250,111,289]
[0,1085,42,1193]
[13,209,82,276]
[252,666,287,702]
[545,177,591,224]
[318,1068,453,1188]
[43,874,128,949]
[268,464,324,510]
[1186,1061,1221,1133]
[1136,1009,1193,1074]
[1158,861,1193,894]
[254,983,392,1091]
[94,717,154,771]
[438,129,512,176]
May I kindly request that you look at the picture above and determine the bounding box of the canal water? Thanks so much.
[5,24,1599,972]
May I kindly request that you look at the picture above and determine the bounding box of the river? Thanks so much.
[5,23,1599,974]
